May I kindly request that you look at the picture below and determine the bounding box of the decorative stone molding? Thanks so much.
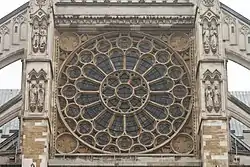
[0,25,10,34]
[200,9,219,55]
[36,0,47,7]
[202,69,222,114]
[57,0,193,3]
[240,25,250,35]
[54,15,195,27]
[13,13,26,24]
[224,15,236,25]
[27,69,47,113]
[202,0,214,7]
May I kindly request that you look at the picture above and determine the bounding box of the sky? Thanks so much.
[0,0,250,91]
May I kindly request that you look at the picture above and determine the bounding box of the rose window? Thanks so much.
[57,32,192,153]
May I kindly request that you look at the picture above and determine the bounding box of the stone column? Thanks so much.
[196,0,230,166]
[21,0,54,167]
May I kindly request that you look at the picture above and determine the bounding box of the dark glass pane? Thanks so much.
[76,78,100,91]
[95,54,113,74]
[109,115,124,137]
[144,64,167,82]
[94,110,113,130]
[150,92,174,106]
[83,102,105,119]
[136,110,155,131]
[75,92,99,106]
[110,49,124,70]
[126,115,140,137]
[125,49,140,70]
[145,102,167,119]
[149,77,174,91]
[136,54,154,74]
[83,64,105,81]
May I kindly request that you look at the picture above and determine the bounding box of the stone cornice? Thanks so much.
[55,1,194,7]
[54,15,195,27]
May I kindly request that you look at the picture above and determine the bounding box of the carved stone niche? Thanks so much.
[202,69,222,114]
[30,9,49,55]
[27,69,47,113]
[200,9,219,56]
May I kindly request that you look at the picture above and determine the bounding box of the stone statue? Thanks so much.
[213,85,221,112]
[28,69,47,113]
[202,20,210,54]
[31,14,48,54]
[32,18,40,53]
[39,18,47,53]
[29,81,38,112]
[205,85,213,112]
[37,80,45,112]
[210,20,218,54]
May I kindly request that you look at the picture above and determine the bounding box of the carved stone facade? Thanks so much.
[1,0,250,166]
[53,30,196,157]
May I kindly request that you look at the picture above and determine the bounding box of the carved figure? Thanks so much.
[37,81,45,112]
[202,20,210,54]
[210,20,218,54]
[203,70,222,114]
[213,85,221,112]
[205,85,213,112]
[32,18,40,53]
[39,19,48,53]
[31,14,48,54]
[28,69,47,113]
[201,10,219,55]
[29,81,38,112]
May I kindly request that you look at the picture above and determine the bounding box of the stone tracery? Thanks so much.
[56,32,193,154]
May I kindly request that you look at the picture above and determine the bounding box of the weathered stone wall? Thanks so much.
[196,0,230,166]
[201,119,229,167]
[22,120,49,167]
[21,0,54,167]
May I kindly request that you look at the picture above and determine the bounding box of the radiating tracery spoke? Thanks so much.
[57,32,192,154]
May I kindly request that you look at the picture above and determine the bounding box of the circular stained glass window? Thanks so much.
[57,32,192,153]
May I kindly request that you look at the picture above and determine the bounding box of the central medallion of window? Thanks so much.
[101,70,149,114]
[57,32,192,154]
